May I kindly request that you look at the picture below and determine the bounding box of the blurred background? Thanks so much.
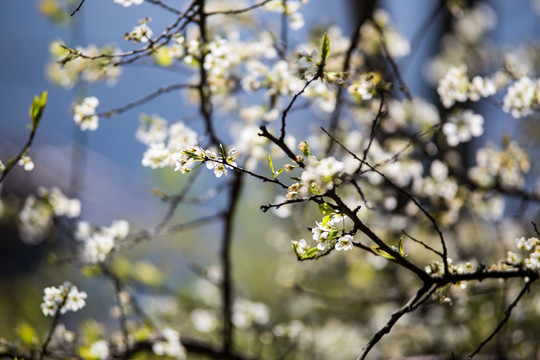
[1,0,540,358]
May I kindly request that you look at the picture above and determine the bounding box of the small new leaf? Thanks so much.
[398,235,404,257]
[318,202,334,216]
[267,153,276,178]
[370,246,396,260]
[29,91,48,129]
[320,32,330,64]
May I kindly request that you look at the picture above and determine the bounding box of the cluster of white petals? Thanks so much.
[19,187,81,244]
[153,327,186,359]
[41,282,87,317]
[125,19,153,43]
[468,141,530,188]
[73,96,99,131]
[76,219,129,263]
[443,109,484,146]
[174,145,238,178]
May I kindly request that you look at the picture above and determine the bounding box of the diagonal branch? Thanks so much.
[468,280,534,359]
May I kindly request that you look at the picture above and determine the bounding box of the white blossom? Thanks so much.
[437,65,469,108]
[18,156,34,171]
[443,109,484,146]
[502,76,538,118]
[41,282,87,316]
[153,327,186,359]
[114,0,143,6]
[125,20,153,43]
[73,97,99,131]
[335,234,353,251]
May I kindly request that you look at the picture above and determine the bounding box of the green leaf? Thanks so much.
[318,202,334,216]
[303,247,319,259]
[267,153,276,178]
[370,246,395,260]
[29,91,48,129]
[320,32,330,63]
[398,235,404,257]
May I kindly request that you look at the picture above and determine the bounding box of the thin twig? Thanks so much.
[99,83,198,118]
[279,76,318,141]
[70,0,85,16]
[147,0,182,15]
[357,283,437,360]
[467,280,534,359]
[0,125,39,184]
[206,0,273,16]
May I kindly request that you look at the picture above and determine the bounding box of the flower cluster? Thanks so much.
[292,212,352,256]
[138,116,199,169]
[76,219,129,263]
[359,9,410,59]
[125,18,153,44]
[41,282,87,317]
[426,3,497,83]
[18,187,81,244]
[502,76,540,118]
[174,146,238,178]
[73,96,100,131]
[442,109,484,146]
[506,236,540,270]
[47,41,121,89]
[152,327,186,359]
[468,141,530,188]
[437,65,496,108]
[233,298,270,329]
[287,154,344,199]
[263,0,306,30]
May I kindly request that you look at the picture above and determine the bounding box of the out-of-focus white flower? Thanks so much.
[190,309,218,333]
[114,0,143,6]
[18,156,34,171]
[80,219,129,263]
[468,76,496,101]
[88,340,109,360]
[136,113,168,145]
[437,65,469,108]
[233,299,270,329]
[443,109,484,146]
[73,97,99,131]
[153,327,186,359]
[502,76,538,118]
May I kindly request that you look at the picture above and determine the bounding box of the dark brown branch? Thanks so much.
[322,127,450,273]
[220,171,244,355]
[259,125,304,168]
[196,0,221,146]
[326,0,377,155]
